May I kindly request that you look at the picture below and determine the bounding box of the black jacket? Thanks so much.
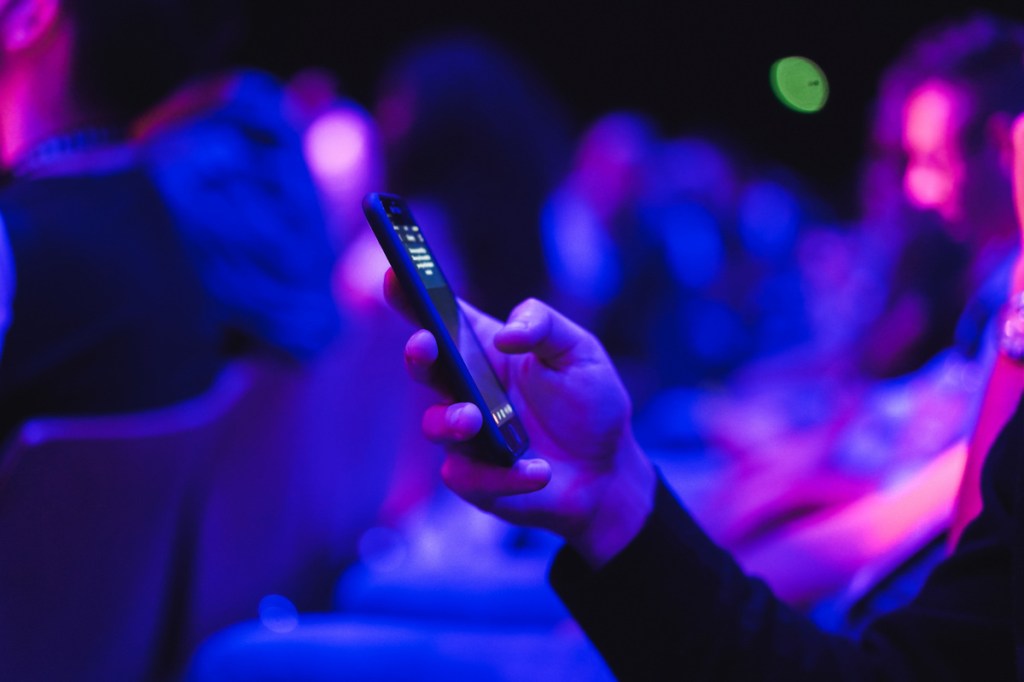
[551,397,1024,680]
[0,169,226,441]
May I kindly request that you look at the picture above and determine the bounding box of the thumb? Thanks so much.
[493,298,605,371]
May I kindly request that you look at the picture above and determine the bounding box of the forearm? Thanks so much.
[548,473,1011,680]
[550,475,870,680]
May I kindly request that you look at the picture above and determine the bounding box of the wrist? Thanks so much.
[567,435,656,569]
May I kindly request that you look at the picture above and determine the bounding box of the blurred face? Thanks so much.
[901,79,971,225]
[900,78,1016,247]
[573,114,652,224]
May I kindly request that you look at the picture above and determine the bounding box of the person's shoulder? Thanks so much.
[0,167,169,242]
[1,166,148,202]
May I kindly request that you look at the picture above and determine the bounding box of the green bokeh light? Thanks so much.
[770,56,829,113]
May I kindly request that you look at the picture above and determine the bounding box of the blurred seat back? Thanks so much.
[0,312,423,679]
[0,364,251,682]
[179,315,417,660]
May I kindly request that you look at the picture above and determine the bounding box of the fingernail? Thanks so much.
[447,404,472,438]
[522,459,547,478]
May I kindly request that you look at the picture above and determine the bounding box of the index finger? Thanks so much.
[441,452,552,510]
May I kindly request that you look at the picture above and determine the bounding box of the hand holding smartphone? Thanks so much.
[363,192,529,466]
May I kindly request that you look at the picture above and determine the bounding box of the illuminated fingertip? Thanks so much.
[405,329,437,363]
[520,458,551,482]
[410,328,434,346]
[446,403,481,440]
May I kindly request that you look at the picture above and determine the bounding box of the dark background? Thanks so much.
[245,0,1023,218]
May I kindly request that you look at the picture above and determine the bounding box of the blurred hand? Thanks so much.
[385,269,655,567]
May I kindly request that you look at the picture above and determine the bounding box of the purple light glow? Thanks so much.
[304,109,374,181]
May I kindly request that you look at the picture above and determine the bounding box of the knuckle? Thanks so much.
[511,297,545,319]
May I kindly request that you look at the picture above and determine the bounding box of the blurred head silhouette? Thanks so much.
[0,0,240,166]
[374,30,572,318]
[866,12,1024,251]
[858,13,1024,377]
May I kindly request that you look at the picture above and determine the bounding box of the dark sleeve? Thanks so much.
[550,400,1023,680]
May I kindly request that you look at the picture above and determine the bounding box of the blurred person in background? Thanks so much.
[387,177,1024,675]
[857,13,1024,380]
[350,30,579,576]
[374,30,573,321]
[0,2,379,679]
[329,26,581,612]
[542,111,660,334]
[543,114,827,408]
[541,111,669,404]
[853,13,1024,556]
[644,13,1024,629]
[642,137,827,393]
[285,66,444,527]
[379,12,1024,655]
[0,0,340,442]
[537,12,1024,634]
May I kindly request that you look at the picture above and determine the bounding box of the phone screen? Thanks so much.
[383,200,518,428]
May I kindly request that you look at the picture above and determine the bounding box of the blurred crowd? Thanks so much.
[4,2,1024,678]
[265,8,1024,651]
[309,10,1022,640]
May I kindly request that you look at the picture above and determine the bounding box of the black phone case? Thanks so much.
[363,192,528,466]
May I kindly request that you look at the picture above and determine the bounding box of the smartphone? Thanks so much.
[363,192,529,466]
